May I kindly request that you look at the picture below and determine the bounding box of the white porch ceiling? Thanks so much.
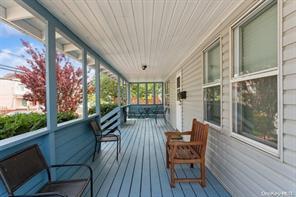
[38,0,243,82]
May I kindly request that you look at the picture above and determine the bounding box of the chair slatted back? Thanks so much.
[0,145,48,194]
[190,119,208,156]
[90,120,103,137]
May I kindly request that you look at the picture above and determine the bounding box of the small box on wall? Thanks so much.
[178,91,187,100]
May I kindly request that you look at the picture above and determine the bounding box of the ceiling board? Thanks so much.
[39,0,243,81]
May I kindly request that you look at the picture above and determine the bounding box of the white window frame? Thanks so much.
[202,37,222,129]
[229,0,282,157]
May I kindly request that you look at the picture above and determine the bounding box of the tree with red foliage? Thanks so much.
[15,40,83,113]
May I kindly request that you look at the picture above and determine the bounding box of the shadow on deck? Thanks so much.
[79,119,230,197]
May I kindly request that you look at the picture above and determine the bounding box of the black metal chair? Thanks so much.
[138,106,146,119]
[90,120,121,161]
[0,144,93,197]
[127,105,138,119]
[154,106,168,123]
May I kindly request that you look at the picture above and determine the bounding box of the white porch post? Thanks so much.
[82,49,88,119]
[96,60,101,117]
[45,21,57,178]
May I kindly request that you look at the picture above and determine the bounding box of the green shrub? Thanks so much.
[88,103,118,116]
[88,106,96,115]
[0,111,78,140]
[100,103,118,116]
[57,111,78,123]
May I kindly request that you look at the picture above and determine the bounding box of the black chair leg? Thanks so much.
[93,142,97,162]
[116,141,119,161]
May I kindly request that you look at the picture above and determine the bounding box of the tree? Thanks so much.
[15,40,83,113]
[100,73,118,104]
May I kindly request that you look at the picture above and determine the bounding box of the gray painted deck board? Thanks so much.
[83,119,230,197]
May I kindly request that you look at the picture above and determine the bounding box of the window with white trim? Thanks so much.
[203,39,221,126]
[231,1,278,150]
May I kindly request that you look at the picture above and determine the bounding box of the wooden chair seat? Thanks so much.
[168,145,200,161]
[39,179,89,197]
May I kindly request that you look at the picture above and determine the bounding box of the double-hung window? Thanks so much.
[231,0,278,153]
[203,39,221,127]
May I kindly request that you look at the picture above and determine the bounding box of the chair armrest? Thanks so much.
[165,131,192,143]
[168,141,203,146]
[49,164,92,179]
[12,192,65,197]
[165,131,191,136]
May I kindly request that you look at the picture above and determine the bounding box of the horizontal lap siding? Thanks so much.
[55,121,94,179]
[167,0,296,196]
[182,53,202,131]
[283,0,296,169]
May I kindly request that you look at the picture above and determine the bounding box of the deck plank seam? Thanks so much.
[106,118,142,196]
[96,121,139,196]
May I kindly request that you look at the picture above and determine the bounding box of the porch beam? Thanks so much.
[6,5,34,21]
[63,43,79,53]
[18,0,128,82]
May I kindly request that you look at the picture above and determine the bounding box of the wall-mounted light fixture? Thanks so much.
[141,65,148,70]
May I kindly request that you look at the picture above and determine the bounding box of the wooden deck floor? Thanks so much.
[82,119,230,197]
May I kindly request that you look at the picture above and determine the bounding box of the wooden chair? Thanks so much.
[90,119,121,161]
[165,119,208,187]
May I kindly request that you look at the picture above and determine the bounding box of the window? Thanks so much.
[232,1,278,151]
[130,83,138,104]
[203,40,221,126]
[0,1,47,140]
[139,83,146,104]
[55,30,83,124]
[147,83,154,104]
[155,83,163,104]
[87,53,96,116]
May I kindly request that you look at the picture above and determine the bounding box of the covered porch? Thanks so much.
[0,0,296,196]
[68,119,229,197]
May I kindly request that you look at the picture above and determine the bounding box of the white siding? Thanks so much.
[283,0,296,170]
[167,0,296,196]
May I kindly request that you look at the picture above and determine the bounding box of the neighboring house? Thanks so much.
[0,73,39,115]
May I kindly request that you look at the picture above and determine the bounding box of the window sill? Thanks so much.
[231,132,279,157]
[204,121,222,132]
[0,128,49,151]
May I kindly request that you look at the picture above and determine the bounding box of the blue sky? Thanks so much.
[0,21,44,77]
[0,20,83,78]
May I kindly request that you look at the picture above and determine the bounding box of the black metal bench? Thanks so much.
[0,144,93,197]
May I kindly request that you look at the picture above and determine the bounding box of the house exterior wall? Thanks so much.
[166,0,296,196]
